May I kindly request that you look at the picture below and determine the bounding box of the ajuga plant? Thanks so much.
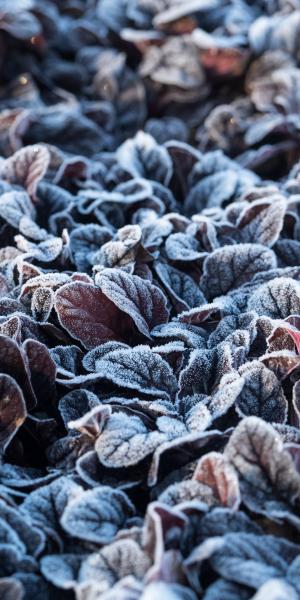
[2,1,300,599]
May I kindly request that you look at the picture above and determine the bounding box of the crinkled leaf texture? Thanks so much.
[225,417,300,524]
[0,144,50,199]
[228,361,288,423]
[89,346,178,399]
[79,539,151,594]
[55,282,133,349]
[207,532,300,590]
[60,486,135,544]
[95,412,185,468]
[193,452,240,510]
[96,268,169,337]
[200,243,277,300]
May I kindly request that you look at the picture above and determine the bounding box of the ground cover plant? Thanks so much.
[2,0,300,598]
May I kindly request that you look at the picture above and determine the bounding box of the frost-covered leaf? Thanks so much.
[60,486,135,544]
[193,452,240,509]
[21,477,83,538]
[69,224,112,272]
[15,235,63,263]
[79,539,150,593]
[179,344,234,398]
[207,312,257,349]
[233,361,288,423]
[236,196,286,246]
[158,480,213,508]
[208,533,300,589]
[58,389,101,433]
[151,322,207,349]
[0,499,44,557]
[116,132,173,185]
[14,573,50,600]
[55,282,133,349]
[0,190,35,229]
[96,268,169,338]
[0,374,27,453]
[95,412,181,468]
[50,345,84,378]
[200,244,276,300]
[179,396,212,433]
[248,277,300,319]
[148,429,230,487]
[0,144,50,199]
[225,417,300,523]
[31,287,54,322]
[40,553,86,590]
[165,233,205,262]
[155,262,206,311]
[69,405,112,439]
[89,346,177,399]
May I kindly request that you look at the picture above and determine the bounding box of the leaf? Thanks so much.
[158,480,213,507]
[91,223,143,268]
[178,344,234,398]
[40,554,86,590]
[69,224,112,272]
[0,464,57,491]
[60,486,135,544]
[23,339,56,407]
[207,312,257,349]
[82,342,129,372]
[233,361,288,423]
[116,131,173,185]
[69,405,112,439]
[15,235,63,263]
[31,287,54,322]
[96,268,169,338]
[151,322,207,349]
[0,190,35,229]
[50,345,84,378]
[58,390,101,434]
[55,282,133,349]
[225,417,300,524]
[248,277,300,318]
[155,262,206,311]
[200,243,277,300]
[21,477,83,539]
[193,452,240,509]
[148,429,230,487]
[89,346,177,399]
[0,144,50,200]
[208,533,300,589]
[95,411,182,468]
[79,539,150,593]
[0,334,36,409]
[0,374,27,453]
[180,396,212,433]
[236,196,286,246]
[165,233,205,262]
[0,499,44,557]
